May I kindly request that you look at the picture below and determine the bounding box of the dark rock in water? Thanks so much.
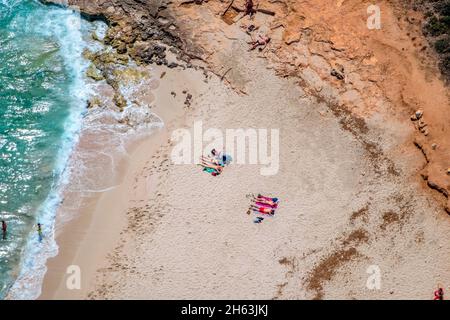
[167,62,178,68]
[86,65,105,81]
[87,97,102,109]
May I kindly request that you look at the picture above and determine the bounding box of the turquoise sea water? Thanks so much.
[0,0,92,299]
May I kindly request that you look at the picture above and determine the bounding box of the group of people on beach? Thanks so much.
[199,148,280,224]
[1,220,43,242]
[199,148,232,176]
[197,146,446,298]
[247,194,279,224]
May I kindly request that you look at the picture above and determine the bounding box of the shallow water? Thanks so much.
[0,0,95,299]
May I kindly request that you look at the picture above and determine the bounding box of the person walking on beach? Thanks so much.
[1,220,6,240]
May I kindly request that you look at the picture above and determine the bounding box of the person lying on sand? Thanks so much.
[199,161,223,174]
[250,195,278,207]
[201,155,220,166]
[211,149,232,166]
[257,194,279,203]
[248,35,270,51]
[247,205,275,216]
[254,201,278,209]
[203,167,220,176]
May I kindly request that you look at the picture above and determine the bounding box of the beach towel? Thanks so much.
[203,167,219,175]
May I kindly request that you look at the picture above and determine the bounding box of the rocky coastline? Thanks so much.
[41,0,450,213]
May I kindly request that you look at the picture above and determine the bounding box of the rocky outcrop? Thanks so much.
[41,0,203,64]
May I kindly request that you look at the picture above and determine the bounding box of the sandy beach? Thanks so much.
[36,0,450,300]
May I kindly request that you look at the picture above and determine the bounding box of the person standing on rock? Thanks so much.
[244,0,256,16]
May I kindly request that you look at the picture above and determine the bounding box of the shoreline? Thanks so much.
[3,4,106,300]
[39,62,204,299]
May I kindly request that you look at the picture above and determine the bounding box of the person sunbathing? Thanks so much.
[199,160,223,174]
[248,35,270,51]
[250,195,278,207]
[201,155,220,166]
[211,149,232,166]
[211,148,219,158]
[254,201,278,209]
[257,194,279,203]
[247,205,275,216]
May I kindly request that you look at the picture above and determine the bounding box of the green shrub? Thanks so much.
[440,15,450,27]
[426,16,448,36]
[435,1,450,16]
[435,38,450,53]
